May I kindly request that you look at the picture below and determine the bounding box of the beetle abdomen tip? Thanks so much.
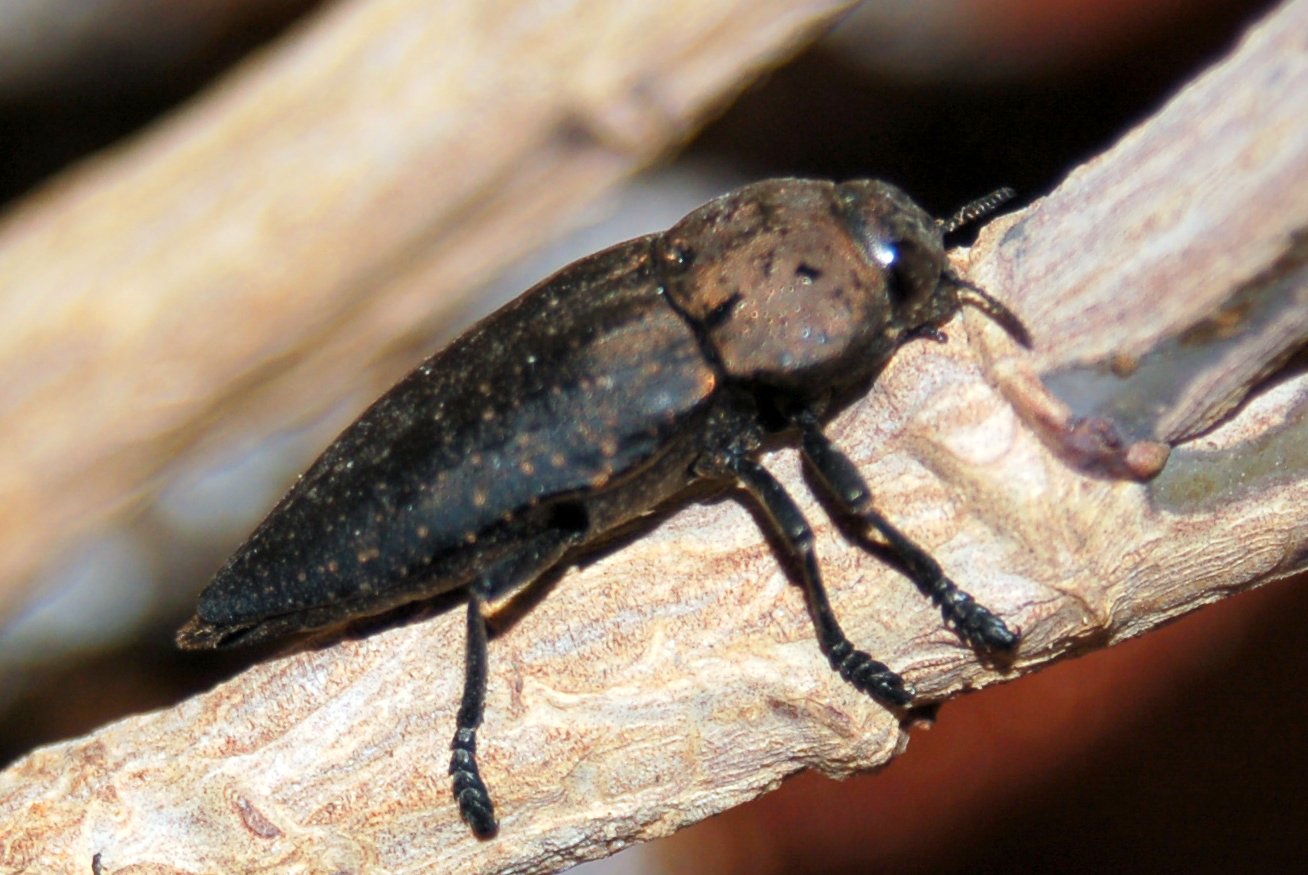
[176,615,237,650]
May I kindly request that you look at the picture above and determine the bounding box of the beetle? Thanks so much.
[178,177,1030,838]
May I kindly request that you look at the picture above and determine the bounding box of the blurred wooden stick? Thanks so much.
[0,0,856,621]
[2,1,1307,873]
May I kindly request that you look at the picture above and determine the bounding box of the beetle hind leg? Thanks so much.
[451,592,497,837]
[698,452,913,708]
[795,414,1019,653]
[448,526,580,838]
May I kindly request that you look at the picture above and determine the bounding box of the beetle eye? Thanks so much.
[882,237,935,310]
[871,238,897,270]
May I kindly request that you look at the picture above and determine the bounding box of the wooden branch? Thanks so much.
[3,1,1308,873]
[0,0,856,621]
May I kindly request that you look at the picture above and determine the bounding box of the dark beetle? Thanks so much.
[178,178,1030,838]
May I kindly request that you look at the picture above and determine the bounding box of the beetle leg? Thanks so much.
[450,526,579,838]
[698,451,914,707]
[794,413,1019,653]
[451,591,496,837]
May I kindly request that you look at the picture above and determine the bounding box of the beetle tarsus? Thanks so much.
[450,728,498,838]
[927,582,1020,651]
[827,640,914,705]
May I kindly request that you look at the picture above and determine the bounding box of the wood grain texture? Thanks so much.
[0,0,856,622]
[3,0,1308,873]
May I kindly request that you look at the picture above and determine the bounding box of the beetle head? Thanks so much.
[834,180,1030,350]
[660,179,1025,398]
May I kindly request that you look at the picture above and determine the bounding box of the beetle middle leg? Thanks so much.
[450,524,581,838]
[697,450,914,707]
[793,411,1019,653]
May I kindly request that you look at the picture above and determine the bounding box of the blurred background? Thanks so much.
[1,1,1303,872]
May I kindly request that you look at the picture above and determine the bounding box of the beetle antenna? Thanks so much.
[938,187,1016,235]
[948,273,1032,348]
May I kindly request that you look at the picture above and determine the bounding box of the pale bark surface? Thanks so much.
[2,1,1308,874]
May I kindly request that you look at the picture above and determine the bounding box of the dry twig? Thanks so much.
[2,1,1307,873]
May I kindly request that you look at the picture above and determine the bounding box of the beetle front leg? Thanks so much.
[794,412,1019,653]
[698,451,913,708]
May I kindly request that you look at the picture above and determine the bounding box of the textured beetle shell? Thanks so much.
[188,238,716,645]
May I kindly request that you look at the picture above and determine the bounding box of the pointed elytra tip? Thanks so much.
[175,615,228,650]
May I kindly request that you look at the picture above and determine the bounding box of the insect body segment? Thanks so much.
[178,178,1028,839]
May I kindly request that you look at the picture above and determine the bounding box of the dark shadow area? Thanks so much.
[0,1,326,206]
[688,0,1279,210]
[489,479,732,636]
